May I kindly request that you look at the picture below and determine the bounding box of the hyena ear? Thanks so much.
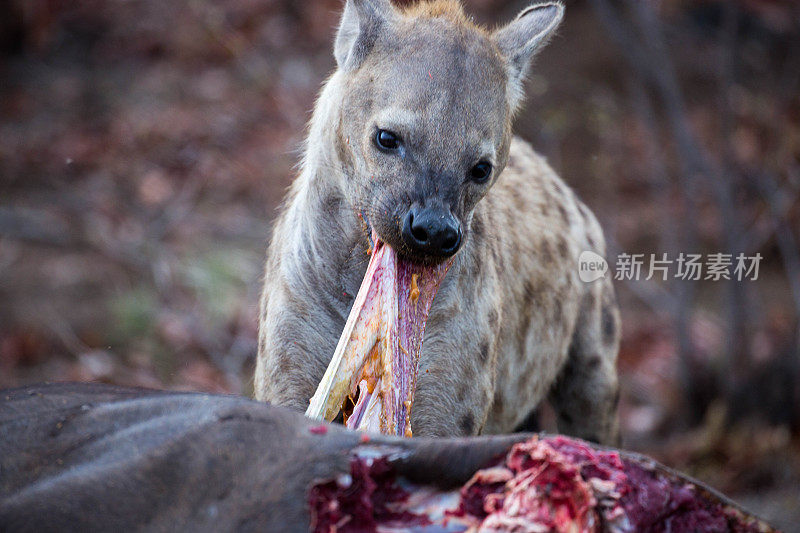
[493,2,564,111]
[335,0,397,71]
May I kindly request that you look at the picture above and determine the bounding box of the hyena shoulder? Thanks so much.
[473,137,619,440]
[490,136,606,261]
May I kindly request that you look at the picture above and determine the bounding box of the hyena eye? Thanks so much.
[470,161,493,183]
[375,129,401,151]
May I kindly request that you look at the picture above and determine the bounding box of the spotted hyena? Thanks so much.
[255,0,620,443]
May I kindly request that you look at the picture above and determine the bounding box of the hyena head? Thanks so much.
[327,0,563,264]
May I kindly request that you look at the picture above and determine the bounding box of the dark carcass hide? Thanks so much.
[0,383,776,532]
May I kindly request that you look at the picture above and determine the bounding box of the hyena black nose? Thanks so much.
[402,205,462,257]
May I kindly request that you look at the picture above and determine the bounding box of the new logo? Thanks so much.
[578,250,608,283]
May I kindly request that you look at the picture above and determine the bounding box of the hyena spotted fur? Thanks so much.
[255,0,621,443]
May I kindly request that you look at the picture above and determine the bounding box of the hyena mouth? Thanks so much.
[305,230,452,436]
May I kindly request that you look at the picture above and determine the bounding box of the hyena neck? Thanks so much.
[279,73,364,283]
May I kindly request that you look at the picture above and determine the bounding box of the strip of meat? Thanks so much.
[305,238,452,436]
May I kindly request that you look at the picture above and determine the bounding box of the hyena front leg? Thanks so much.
[549,278,621,445]
[412,316,497,438]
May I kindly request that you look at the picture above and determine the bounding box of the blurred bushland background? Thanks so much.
[1,0,799,528]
